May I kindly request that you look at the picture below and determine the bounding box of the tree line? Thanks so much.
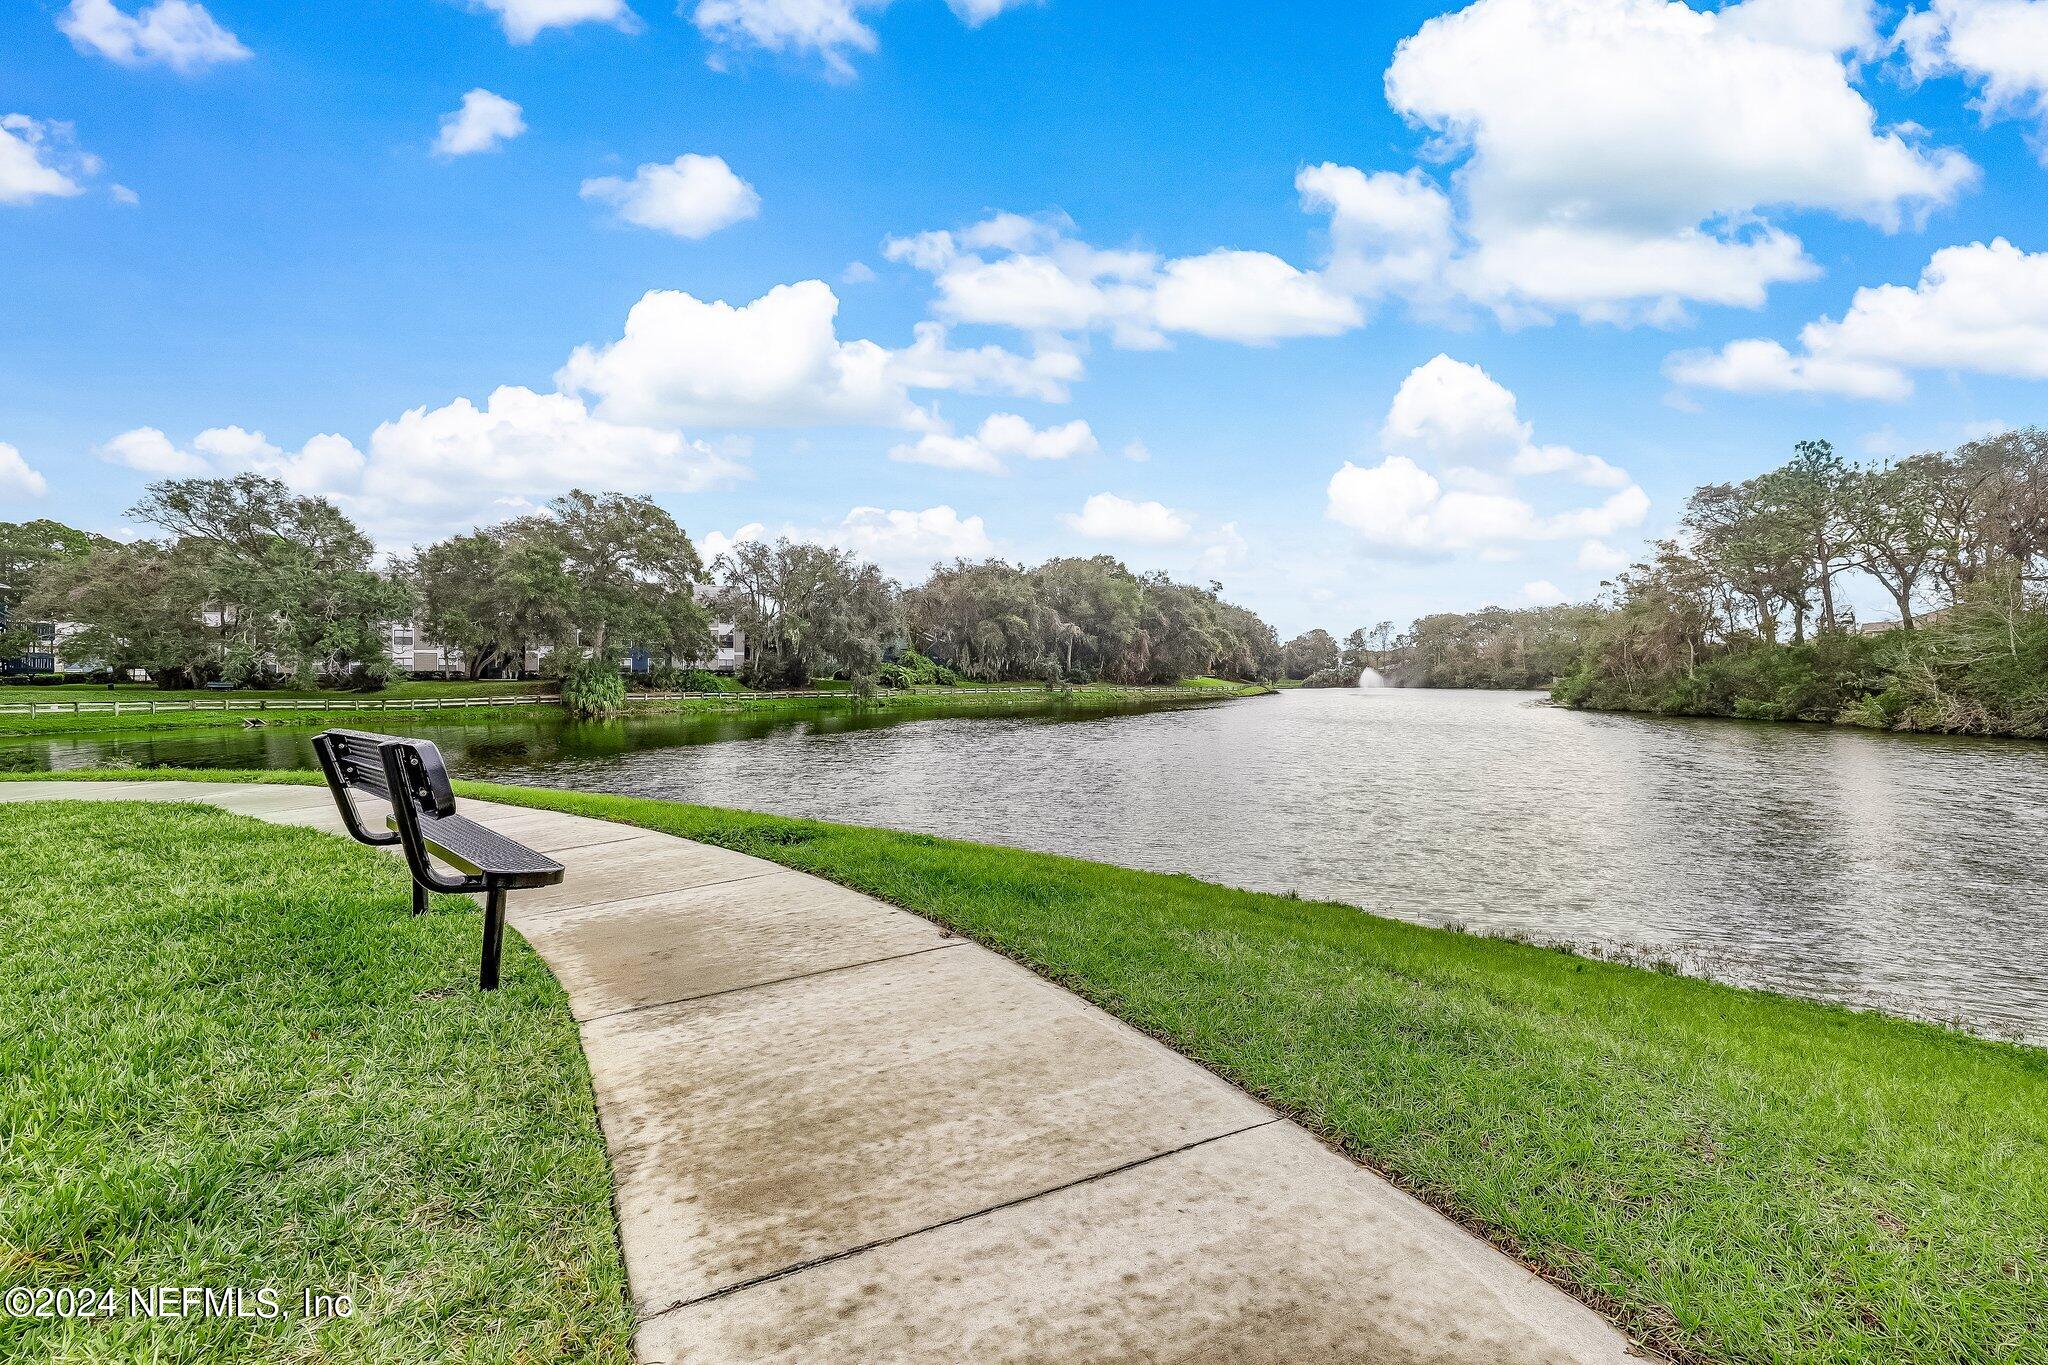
[1555,428,2048,734]
[2,475,1285,698]
[1273,428,2048,737]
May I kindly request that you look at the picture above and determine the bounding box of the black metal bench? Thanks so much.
[312,728,564,990]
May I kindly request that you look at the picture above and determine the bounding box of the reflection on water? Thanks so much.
[9,689,2047,1043]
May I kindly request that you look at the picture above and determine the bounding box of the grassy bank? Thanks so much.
[0,798,631,1363]
[8,770,2044,1363]
[0,680,1266,738]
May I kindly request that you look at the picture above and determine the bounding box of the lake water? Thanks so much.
[10,688,2047,1043]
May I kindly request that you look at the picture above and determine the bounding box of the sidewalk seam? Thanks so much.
[576,940,967,1026]
[634,1116,1285,1326]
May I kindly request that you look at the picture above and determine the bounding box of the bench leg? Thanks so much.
[480,888,506,991]
[412,881,429,917]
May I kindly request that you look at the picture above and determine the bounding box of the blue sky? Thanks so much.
[4,0,2048,635]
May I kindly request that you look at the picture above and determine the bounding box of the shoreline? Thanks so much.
[0,680,1271,740]
[1299,678,2048,744]
[1549,692,2048,743]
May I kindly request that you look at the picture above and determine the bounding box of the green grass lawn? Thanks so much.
[0,679,562,738]
[0,799,632,1364]
[9,771,2042,1363]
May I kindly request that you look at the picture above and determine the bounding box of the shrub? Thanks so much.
[1549,666,1596,709]
[1300,666,1356,689]
[1837,688,1908,730]
[219,645,284,691]
[876,650,962,689]
[330,657,391,693]
[561,659,627,718]
[687,669,744,693]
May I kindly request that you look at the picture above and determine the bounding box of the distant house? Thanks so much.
[384,621,549,679]
[1,617,57,675]
[695,622,747,675]
[1856,607,1948,637]
[386,618,747,679]
[0,616,91,676]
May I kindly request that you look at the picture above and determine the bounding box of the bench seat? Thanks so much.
[388,812,565,888]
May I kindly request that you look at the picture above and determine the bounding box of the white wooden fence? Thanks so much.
[0,693,562,719]
[0,686,1060,719]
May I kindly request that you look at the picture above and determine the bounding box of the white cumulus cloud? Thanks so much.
[822,504,995,575]
[692,0,1037,78]
[560,281,915,428]
[112,391,745,544]
[462,0,639,43]
[1326,356,1649,554]
[84,277,1076,543]
[559,280,1069,429]
[0,116,99,206]
[890,413,1097,473]
[699,522,766,564]
[350,387,739,515]
[1064,493,1193,545]
[706,505,996,580]
[1384,355,1629,487]
[435,89,526,158]
[887,210,1366,349]
[1296,163,1458,304]
[95,426,212,475]
[0,443,48,501]
[1150,250,1362,345]
[1902,0,2048,161]
[1666,238,2048,400]
[1577,539,1631,573]
[945,0,1039,23]
[191,425,278,462]
[59,0,249,72]
[885,321,1081,403]
[581,154,760,239]
[1371,0,1974,322]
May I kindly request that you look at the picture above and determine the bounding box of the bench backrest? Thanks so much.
[313,729,457,818]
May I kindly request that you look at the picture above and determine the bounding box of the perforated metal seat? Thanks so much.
[387,812,565,887]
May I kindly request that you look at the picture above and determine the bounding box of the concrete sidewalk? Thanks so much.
[3,781,1650,1364]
